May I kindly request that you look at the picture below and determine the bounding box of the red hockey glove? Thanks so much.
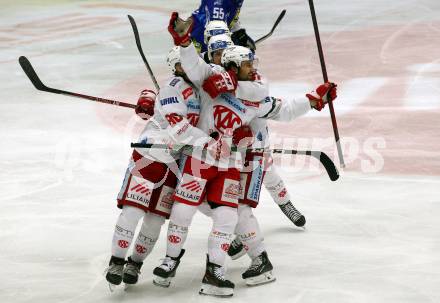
[205,132,231,160]
[306,82,337,111]
[168,12,194,46]
[135,89,156,120]
[249,70,262,81]
[202,71,238,99]
[232,125,254,147]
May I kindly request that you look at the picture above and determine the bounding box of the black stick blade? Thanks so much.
[272,9,286,32]
[318,152,339,181]
[19,56,52,92]
[256,9,287,44]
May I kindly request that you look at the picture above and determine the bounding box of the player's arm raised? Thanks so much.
[168,12,213,88]
[258,82,338,121]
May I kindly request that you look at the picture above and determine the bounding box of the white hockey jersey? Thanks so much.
[180,43,313,167]
[135,76,210,163]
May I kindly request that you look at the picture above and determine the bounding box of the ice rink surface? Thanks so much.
[1,1,440,302]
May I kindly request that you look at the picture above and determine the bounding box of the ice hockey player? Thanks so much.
[221,52,337,286]
[190,0,256,52]
[200,17,308,230]
[156,12,337,296]
[105,46,212,289]
[181,14,309,229]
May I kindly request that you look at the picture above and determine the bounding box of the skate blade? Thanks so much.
[108,283,117,292]
[123,284,131,291]
[230,248,247,260]
[245,271,276,286]
[199,283,234,297]
[153,275,172,288]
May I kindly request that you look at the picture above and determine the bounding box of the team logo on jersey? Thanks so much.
[165,113,184,125]
[187,113,200,126]
[182,87,193,100]
[213,105,242,134]
[160,97,179,106]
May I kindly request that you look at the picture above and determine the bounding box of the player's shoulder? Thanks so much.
[162,76,191,92]
[160,76,194,102]
[209,63,225,73]
[164,76,185,89]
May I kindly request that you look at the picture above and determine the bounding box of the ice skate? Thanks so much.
[199,255,234,297]
[123,257,143,285]
[279,201,306,227]
[153,249,185,287]
[227,236,247,260]
[242,251,276,286]
[105,256,125,291]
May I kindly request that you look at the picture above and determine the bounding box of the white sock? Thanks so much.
[263,166,291,206]
[111,206,144,259]
[236,204,265,259]
[166,202,197,258]
[130,212,165,263]
[208,206,238,266]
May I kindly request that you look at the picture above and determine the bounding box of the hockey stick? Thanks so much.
[127,15,160,91]
[308,0,345,168]
[255,9,286,45]
[18,56,136,109]
[130,143,339,181]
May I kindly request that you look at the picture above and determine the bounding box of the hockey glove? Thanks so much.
[202,71,238,99]
[306,82,337,111]
[231,28,256,52]
[135,89,156,119]
[232,125,254,147]
[168,12,194,46]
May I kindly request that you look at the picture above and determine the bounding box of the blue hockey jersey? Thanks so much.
[191,0,244,52]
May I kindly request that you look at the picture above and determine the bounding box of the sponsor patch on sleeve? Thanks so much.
[160,96,179,106]
[182,87,193,100]
[169,78,181,87]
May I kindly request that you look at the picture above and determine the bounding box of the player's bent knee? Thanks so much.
[212,206,238,230]
[121,205,145,223]
[169,202,197,227]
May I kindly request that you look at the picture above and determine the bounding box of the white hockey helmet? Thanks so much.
[166,46,181,74]
[204,20,231,45]
[207,34,233,61]
[221,45,255,69]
